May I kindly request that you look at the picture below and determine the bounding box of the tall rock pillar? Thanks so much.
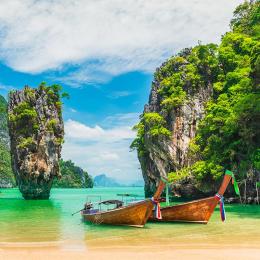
[8,85,64,199]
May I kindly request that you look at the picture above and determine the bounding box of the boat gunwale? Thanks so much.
[81,199,150,217]
[159,196,217,210]
[149,219,208,224]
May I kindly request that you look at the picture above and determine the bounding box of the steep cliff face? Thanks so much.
[139,62,213,197]
[8,85,64,199]
[0,95,14,188]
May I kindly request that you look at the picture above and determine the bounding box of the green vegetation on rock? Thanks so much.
[169,0,260,184]
[131,112,171,156]
[9,101,39,136]
[155,43,219,112]
[0,142,15,187]
[0,95,15,187]
[53,159,93,188]
[8,83,68,151]
[0,95,8,141]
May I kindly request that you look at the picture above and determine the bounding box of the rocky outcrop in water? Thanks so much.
[8,84,64,199]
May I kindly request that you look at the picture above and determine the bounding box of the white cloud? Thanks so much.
[65,119,135,141]
[107,90,134,99]
[102,112,140,127]
[62,116,141,182]
[0,0,243,84]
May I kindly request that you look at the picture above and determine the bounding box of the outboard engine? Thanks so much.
[84,202,93,213]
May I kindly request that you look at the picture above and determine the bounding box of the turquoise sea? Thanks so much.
[1,187,260,250]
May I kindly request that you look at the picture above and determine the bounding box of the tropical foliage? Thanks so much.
[0,95,15,187]
[131,112,171,157]
[8,83,68,149]
[0,142,15,187]
[183,0,260,183]
[53,159,93,188]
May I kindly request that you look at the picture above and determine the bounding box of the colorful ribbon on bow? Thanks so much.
[151,197,162,219]
[225,169,240,196]
[215,193,226,222]
[161,177,170,206]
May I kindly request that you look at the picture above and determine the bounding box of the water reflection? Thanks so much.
[0,195,61,242]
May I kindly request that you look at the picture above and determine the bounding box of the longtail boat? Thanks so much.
[149,170,240,224]
[81,180,165,227]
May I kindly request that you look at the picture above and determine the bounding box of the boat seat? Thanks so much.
[99,200,123,208]
[82,209,99,214]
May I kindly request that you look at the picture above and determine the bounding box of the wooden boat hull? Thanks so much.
[149,196,219,224]
[82,199,153,227]
[149,173,233,224]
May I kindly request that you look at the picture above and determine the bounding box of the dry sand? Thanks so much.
[1,242,260,260]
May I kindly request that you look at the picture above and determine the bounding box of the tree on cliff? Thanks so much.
[0,95,15,187]
[132,0,260,200]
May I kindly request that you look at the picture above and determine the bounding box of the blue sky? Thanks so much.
[0,0,242,183]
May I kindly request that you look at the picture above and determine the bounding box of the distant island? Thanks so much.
[94,174,120,187]
[94,174,144,187]
[53,159,93,188]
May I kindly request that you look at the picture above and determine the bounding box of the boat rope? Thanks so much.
[225,170,240,196]
[151,197,162,220]
[161,177,170,206]
[215,193,226,222]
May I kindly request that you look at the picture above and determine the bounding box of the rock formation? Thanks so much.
[8,85,64,199]
[139,66,213,197]
[138,53,259,201]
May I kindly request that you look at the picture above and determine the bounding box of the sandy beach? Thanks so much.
[1,244,260,260]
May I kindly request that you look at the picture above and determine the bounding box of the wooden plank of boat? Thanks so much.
[81,180,165,227]
[82,199,153,227]
[149,172,233,224]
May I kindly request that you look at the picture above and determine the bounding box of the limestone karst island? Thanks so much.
[0,1,259,260]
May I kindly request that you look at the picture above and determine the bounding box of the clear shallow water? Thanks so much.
[0,188,260,249]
